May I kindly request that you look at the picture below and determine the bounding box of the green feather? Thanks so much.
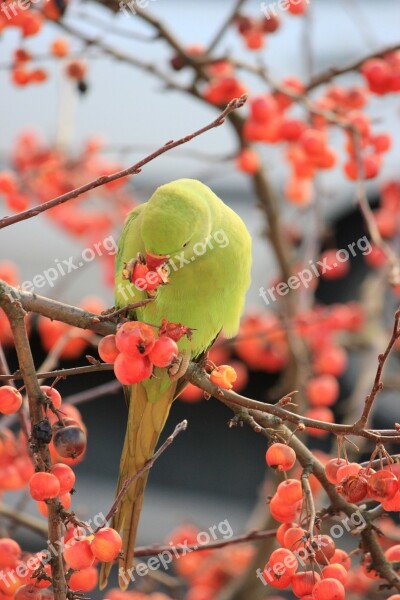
[100,179,251,589]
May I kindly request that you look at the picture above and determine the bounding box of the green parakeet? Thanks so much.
[100,178,251,589]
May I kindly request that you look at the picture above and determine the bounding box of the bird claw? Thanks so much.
[169,350,190,380]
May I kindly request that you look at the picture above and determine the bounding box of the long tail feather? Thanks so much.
[99,377,176,590]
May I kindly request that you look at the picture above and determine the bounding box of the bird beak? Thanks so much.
[145,250,168,270]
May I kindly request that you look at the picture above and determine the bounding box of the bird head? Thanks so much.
[141,179,213,262]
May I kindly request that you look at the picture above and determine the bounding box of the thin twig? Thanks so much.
[97,420,188,531]
[0,363,114,382]
[355,309,400,428]
[306,43,400,90]
[134,527,277,558]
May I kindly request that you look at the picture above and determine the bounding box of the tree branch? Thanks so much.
[0,285,67,600]
[355,309,400,428]
[0,96,247,230]
[306,43,400,90]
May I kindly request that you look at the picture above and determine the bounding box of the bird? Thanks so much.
[100,178,251,589]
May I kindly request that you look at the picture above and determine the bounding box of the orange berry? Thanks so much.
[0,386,22,414]
[29,472,60,501]
[235,148,260,174]
[63,537,94,570]
[266,443,296,471]
[210,365,237,390]
[91,527,122,562]
[68,566,98,592]
[51,38,70,58]
[98,334,120,363]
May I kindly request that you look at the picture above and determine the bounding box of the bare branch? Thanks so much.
[306,43,400,90]
[0,96,247,230]
[355,309,400,428]
[97,420,188,531]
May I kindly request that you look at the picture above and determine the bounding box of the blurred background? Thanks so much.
[1,0,400,598]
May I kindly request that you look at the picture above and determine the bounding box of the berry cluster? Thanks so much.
[263,442,400,599]
[234,1,308,51]
[98,322,179,385]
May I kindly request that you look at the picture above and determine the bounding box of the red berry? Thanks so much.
[149,336,179,368]
[269,547,298,576]
[68,566,98,592]
[132,262,163,291]
[318,249,350,280]
[40,385,62,410]
[266,443,296,471]
[98,334,120,363]
[367,470,398,502]
[269,494,302,522]
[261,14,280,33]
[0,538,21,568]
[91,527,122,562]
[64,537,94,570]
[306,375,339,407]
[235,148,260,174]
[371,133,392,153]
[336,462,362,482]
[325,458,348,484]
[66,60,87,80]
[285,177,313,206]
[312,577,345,600]
[361,58,392,94]
[283,526,306,551]
[322,563,348,584]
[276,522,299,545]
[250,95,278,122]
[280,118,306,142]
[313,346,347,376]
[300,128,326,156]
[115,322,156,358]
[113,353,153,384]
[179,383,203,403]
[0,386,22,414]
[244,28,264,50]
[337,473,368,503]
[50,463,75,494]
[288,0,309,15]
[276,478,303,503]
[29,472,60,500]
[292,571,320,597]
[330,549,351,570]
